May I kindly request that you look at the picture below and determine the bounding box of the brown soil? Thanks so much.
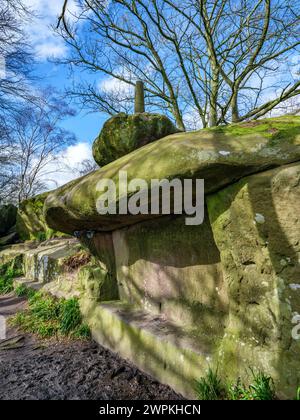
[0,293,184,400]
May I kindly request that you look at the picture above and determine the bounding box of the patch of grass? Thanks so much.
[227,377,248,400]
[36,323,58,338]
[14,284,36,298]
[196,368,276,400]
[195,368,225,400]
[59,298,82,334]
[0,265,23,295]
[11,312,28,327]
[29,292,61,321]
[14,284,27,297]
[247,370,275,400]
[10,292,90,340]
[71,323,91,340]
[227,371,275,400]
[0,276,13,294]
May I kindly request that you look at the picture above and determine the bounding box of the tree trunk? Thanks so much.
[172,103,185,131]
[231,91,239,123]
[209,71,219,127]
[134,80,145,113]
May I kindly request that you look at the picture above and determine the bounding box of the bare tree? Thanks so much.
[0,0,35,116]
[56,0,300,129]
[0,0,37,204]
[0,89,76,204]
[0,117,15,203]
[76,158,98,176]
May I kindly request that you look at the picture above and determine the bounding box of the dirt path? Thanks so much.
[0,293,183,400]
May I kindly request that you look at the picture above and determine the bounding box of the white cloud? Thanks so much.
[25,0,79,60]
[39,142,94,190]
[62,141,93,166]
[99,76,127,92]
[99,72,133,96]
[34,42,67,60]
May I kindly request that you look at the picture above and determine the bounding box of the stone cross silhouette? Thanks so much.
[134,80,145,113]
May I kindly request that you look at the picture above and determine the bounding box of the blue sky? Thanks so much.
[34,60,106,143]
[24,0,110,187]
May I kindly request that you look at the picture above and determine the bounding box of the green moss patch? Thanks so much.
[93,112,178,166]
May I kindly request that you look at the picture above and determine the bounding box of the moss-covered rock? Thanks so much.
[0,242,36,273]
[45,116,300,234]
[207,162,300,399]
[0,204,17,236]
[92,112,179,167]
[22,238,83,284]
[78,261,119,302]
[16,192,66,241]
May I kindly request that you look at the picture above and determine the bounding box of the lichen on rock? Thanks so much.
[207,162,300,398]
[92,112,179,167]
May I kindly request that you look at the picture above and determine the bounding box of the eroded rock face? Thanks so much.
[207,162,300,398]
[92,112,179,167]
[112,213,226,329]
[0,204,17,236]
[45,116,300,234]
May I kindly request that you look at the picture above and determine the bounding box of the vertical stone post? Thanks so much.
[134,80,145,113]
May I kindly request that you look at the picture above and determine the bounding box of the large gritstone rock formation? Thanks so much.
[2,116,300,398]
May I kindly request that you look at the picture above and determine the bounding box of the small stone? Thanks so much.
[289,284,300,290]
[255,213,265,224]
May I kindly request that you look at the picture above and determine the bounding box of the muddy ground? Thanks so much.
[0,293,183,400]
